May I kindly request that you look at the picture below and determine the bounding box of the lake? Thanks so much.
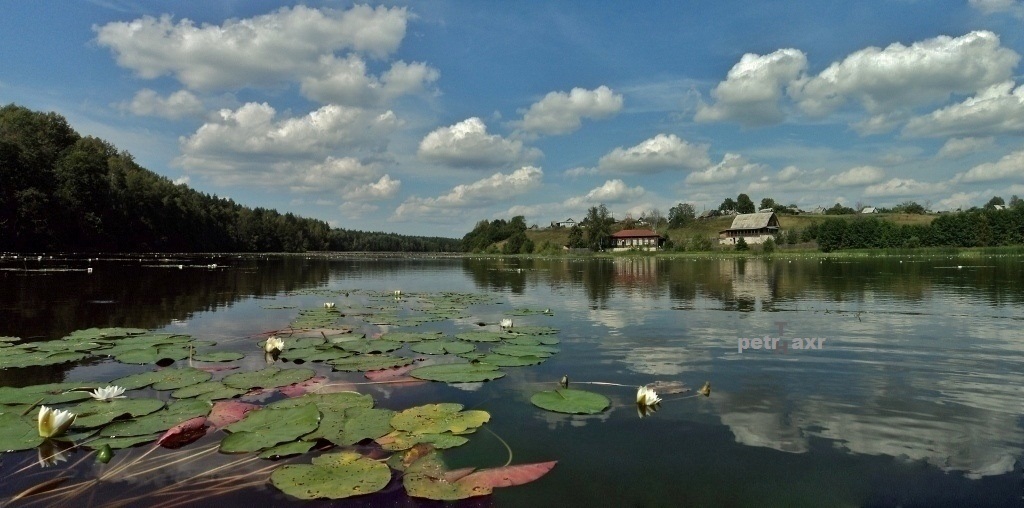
[1,253,1022,507]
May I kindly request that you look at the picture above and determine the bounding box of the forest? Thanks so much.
[0,104,461,253]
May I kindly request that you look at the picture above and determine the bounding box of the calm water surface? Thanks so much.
[1,254,1023,507]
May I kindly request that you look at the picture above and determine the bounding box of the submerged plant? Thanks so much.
[37,406,76,438]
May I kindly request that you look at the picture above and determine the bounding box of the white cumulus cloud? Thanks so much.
[300,55,439,106]
[342,174,401,201]
[937,137,995,159]
[121,89,203,119]
[685,154,764,184]
[392,166,543,220]
[95,5,409,91]
[597,134,710,174]
[790,31,1019,117]
[418,117,540,168]
[563,179,645,208]
[969,0,1024,17]
[958,150,1024,182]
[825,166,886,187]
[904,81,1024,137]
[864,178,948,197]
[695,48,807,126]
[519,85,623,135]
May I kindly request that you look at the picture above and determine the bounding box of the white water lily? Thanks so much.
[38,406,76,438]
[500,318,513,329]
[324,302,336,309]
[89,385,126,402]
[264,336,285,354]
[636,386,661,407]
[393,290,402,297]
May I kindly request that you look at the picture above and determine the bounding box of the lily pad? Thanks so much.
[340,339,404,354]
[221,367,316,390]
[410,341,476,355]
[111,367,212,391]
[530,388,610,415]
[329,355,414,372]
[221,402,321,453]
[390,403,490,435]
[504,335,560,346]
[0,383,95,405]
[376,430,469,451]
[270,451,391,500]
[403,451,491,500]
[171,381,246,401]
[192,351,244,362]
[259,440,315,459]
[100,399,211,437]
[410,363,505,383]
[0,412,44,451]
[476,354,546,367]
[71,398,166,428]
[455,331,514,343]
[491,344,560,358]
[508,326,559,335]
[379,331,443,343]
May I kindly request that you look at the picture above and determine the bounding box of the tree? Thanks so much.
[1010,195,1023,209]
[736,194,755,214]
[760,197,777,211]
[668,203,696,228]
[567,224,585,248]
[718,198,736,212]
[762,237,776,253]
[585,204,612,251]
[644,208,664,233]
[984,196,1005,209]
[893,201,925,214]
[735,237,749,251]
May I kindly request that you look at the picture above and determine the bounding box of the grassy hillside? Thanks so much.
[527,213,939,250]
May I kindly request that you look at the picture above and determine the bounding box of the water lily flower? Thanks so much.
[500,318,513,329]
[38,406,76,438]
[636,385,661,407]
[393,290,402,297]
[559,374,569,389]
[264,336,285,354]
[323,302,336,309]
[89,385,126,402]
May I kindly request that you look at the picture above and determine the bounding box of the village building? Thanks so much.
[719,211,780,245]
[550,217,577,228]
[610,229,664,251]
[860,206,877,214]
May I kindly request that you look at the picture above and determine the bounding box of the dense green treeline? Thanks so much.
[0,104,460,253]
[805,208,1024,252]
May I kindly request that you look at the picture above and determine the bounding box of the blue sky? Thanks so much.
[2,1,1024,236]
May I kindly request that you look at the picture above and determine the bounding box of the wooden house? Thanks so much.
[610,229,664,251]
[718,212,780,245]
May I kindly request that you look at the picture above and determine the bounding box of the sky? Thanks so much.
[2,1,1024,237]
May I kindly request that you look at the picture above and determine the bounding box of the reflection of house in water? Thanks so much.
[613,257,660,291]
[717,259,773,307]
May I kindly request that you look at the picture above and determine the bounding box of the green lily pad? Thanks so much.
[192,351,244,362]
[0,412,44,451]
[221,367,316,390]
[403,451,491,500]
[491,344,560,358]
[410,341,476,355]
[86,433,161,450]
[0,383,95,405]
[530,388,610,414]
[410,363,505,383]
[390,403,490,435]
[379,331,443,343]
[509,308,553,316]
[113,346,191,365]
[268,392,375,444]
[376,430,468,451]
[508,326,559,335]
[259,440,315,459]
[100,399,211,437]
[504,336,560,346]
[329,355,414,372]
[221,403,320,453]
[63,327,147,341]
[284,347,352,363]
[171,381,246,401]
[71,398,166,428]
[270,451,390,500]
[477,354,546,367]
[455,331,514,343]
[112,367,212,391]
[341,339,404,354]
[0,336,22,344]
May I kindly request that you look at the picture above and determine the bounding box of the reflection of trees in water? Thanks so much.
[0,256,333,341]
[461,258,528,294]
